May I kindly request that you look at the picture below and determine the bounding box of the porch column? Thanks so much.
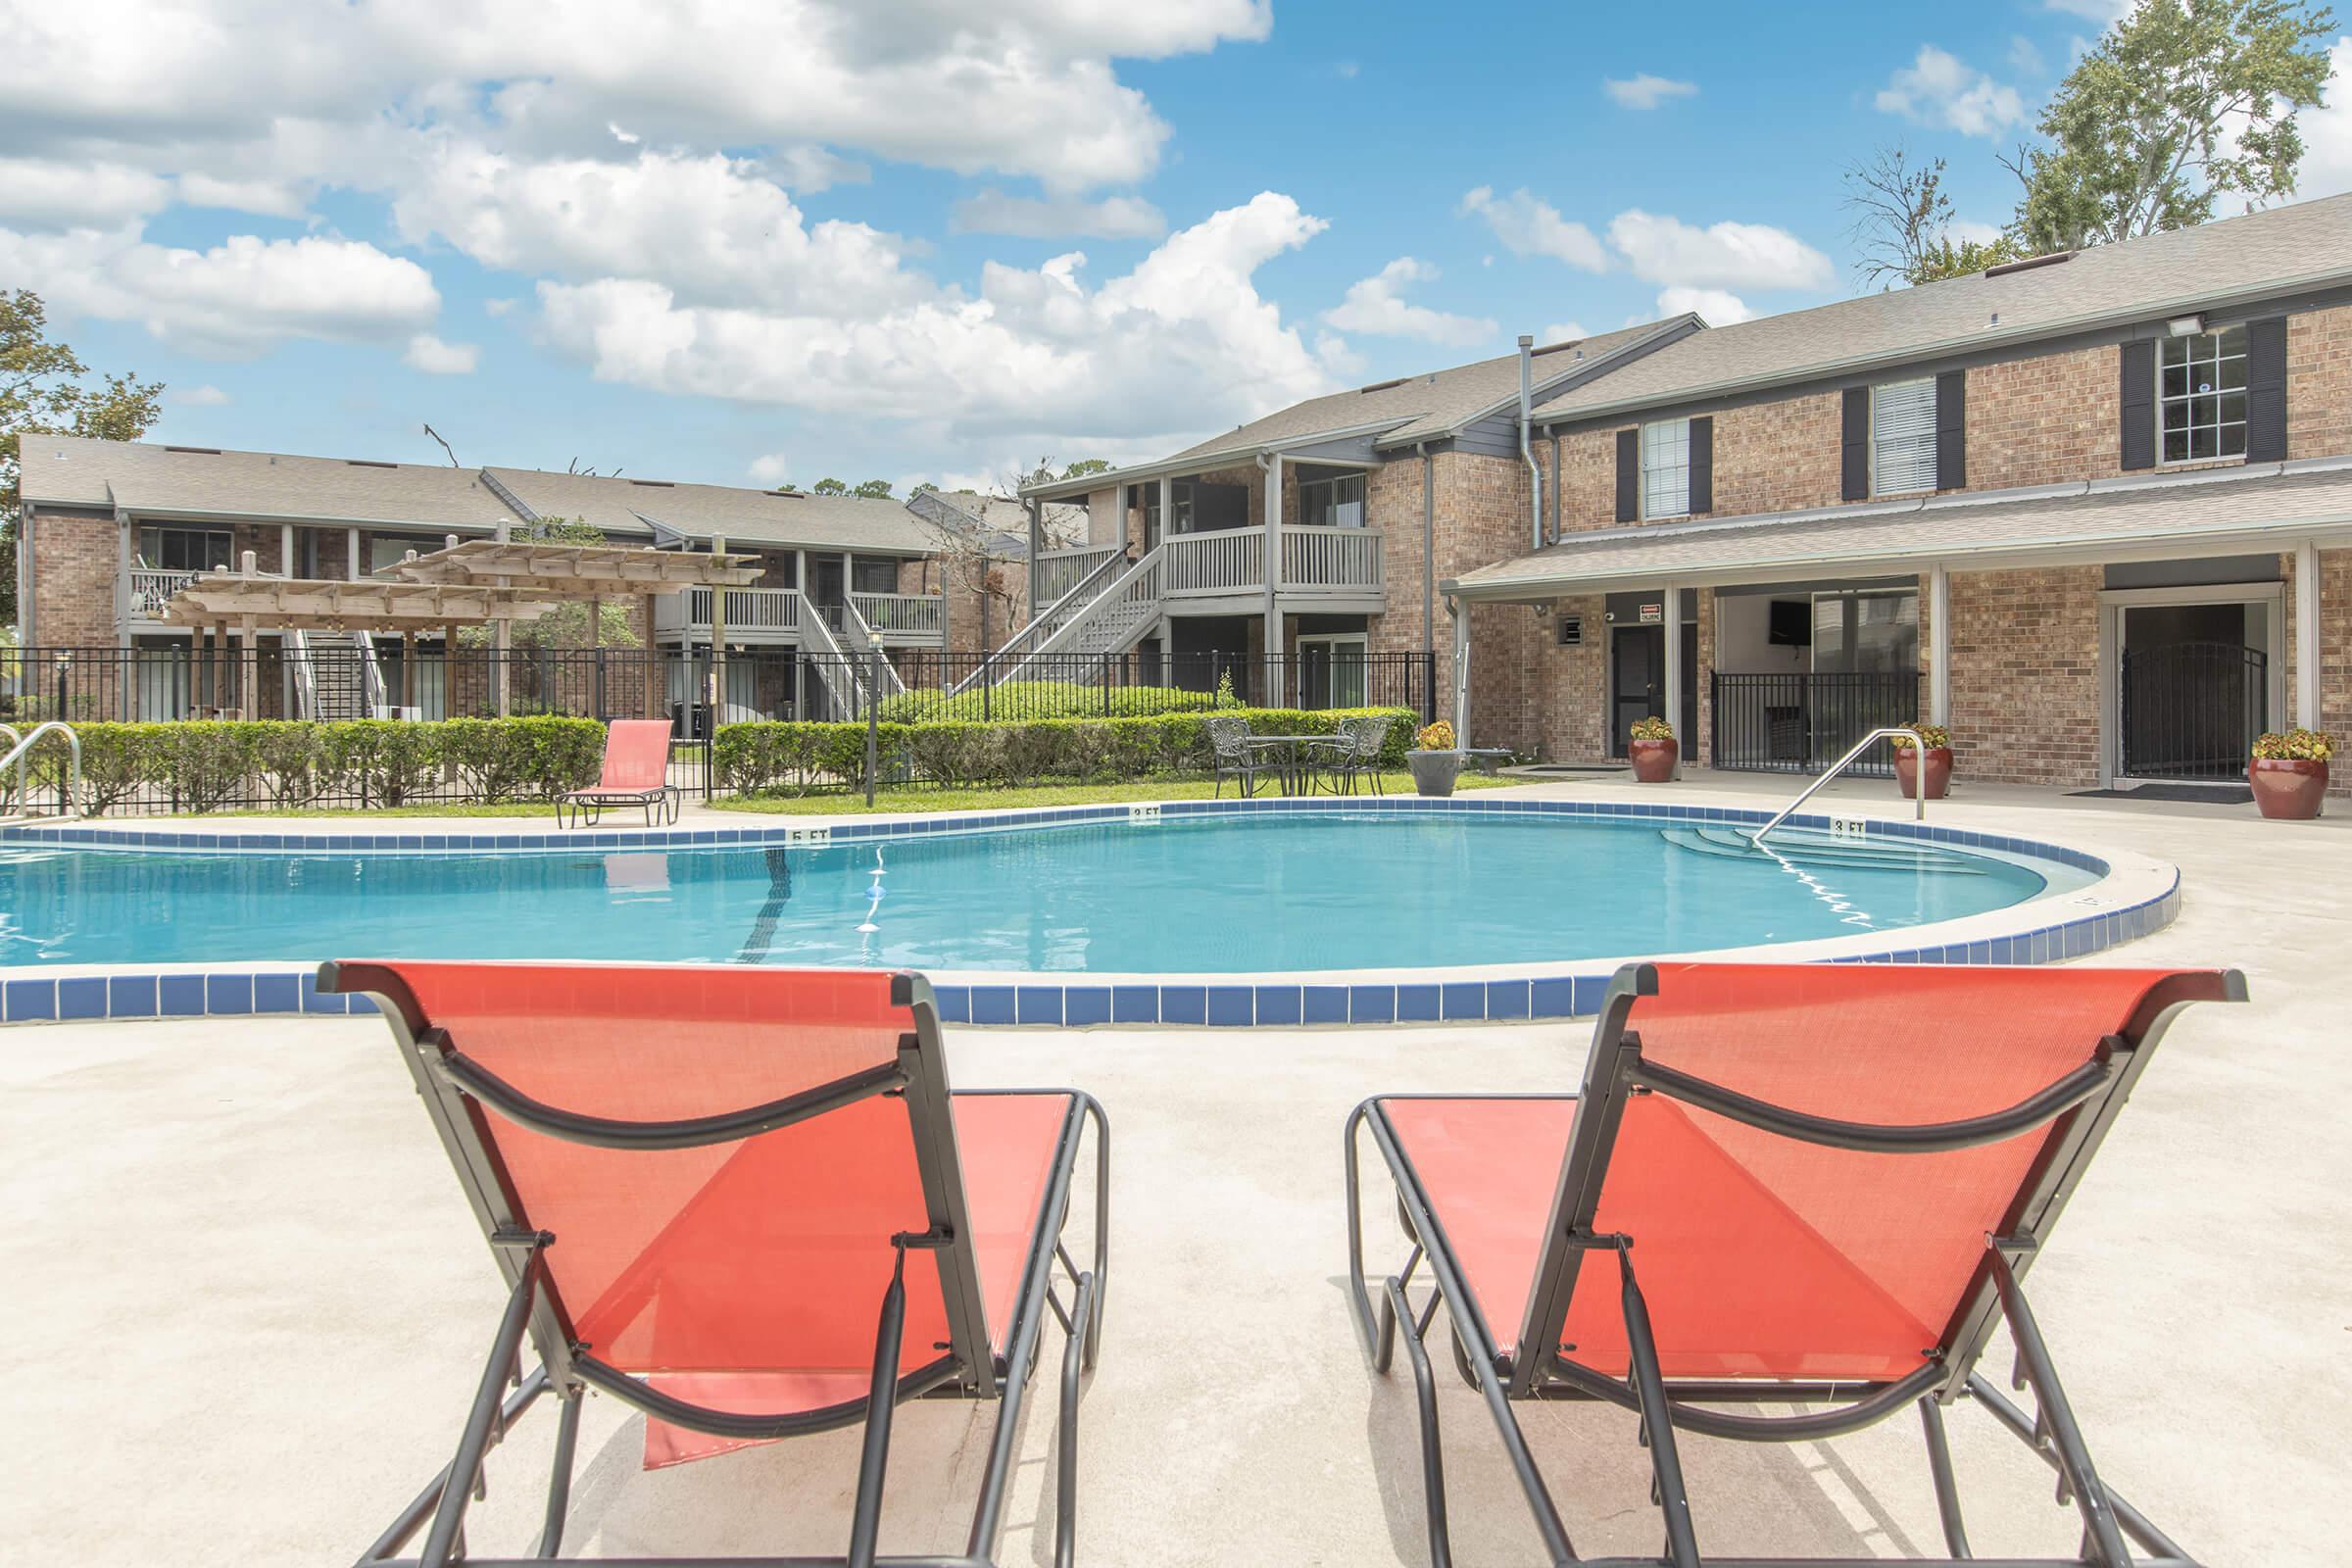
[1261,452,1283,706]
[346,526,360,580]
[2297,539,2322,727]
[1927,564,1951,726]
[1026,498,1043,622]
[1661,582,1685,779]
[1450,602,1471,744]
[279,522,293,576]
[1156,473,1172,555]
[710,534,729,728]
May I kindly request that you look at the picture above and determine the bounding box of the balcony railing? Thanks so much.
[127,567,198,618]
[848,591,945,641]
[1163,526,1264,597]
[1160,525,1382,599]
[653,585,802,637]
[1036,544,1123,604]
[1281,526,1382,594]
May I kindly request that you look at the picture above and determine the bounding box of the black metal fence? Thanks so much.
[2120,641,2267,781]
[1710,671,1922,776]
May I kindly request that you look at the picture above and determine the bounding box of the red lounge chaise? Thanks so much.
[1345,960,2242,1568]
[558,718,681,828]
[323,959,1108,1568]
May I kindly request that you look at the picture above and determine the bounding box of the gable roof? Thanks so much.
[488,467,932,553]
[17,436,524,531]
[1536,192,2352,425]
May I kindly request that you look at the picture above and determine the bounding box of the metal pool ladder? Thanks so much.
[1751,726,1929,851]
[0,720,85,823]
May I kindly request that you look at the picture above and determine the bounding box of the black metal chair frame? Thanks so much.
[320,962,1111,1568]
[1308,714,1392,797]
[1206,715,1268,799]
[556,780,683,830]
[1343,960,2244,1568]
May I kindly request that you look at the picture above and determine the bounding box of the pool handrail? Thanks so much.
[1752,725,1928,850]
[0,720,82,822]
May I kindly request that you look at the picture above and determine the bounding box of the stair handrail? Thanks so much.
[353,630,389,716]
[790,589,866,716]
[0,723,23,813]
[1751,726,1929,850]
[998,545,1163,686]
[286,627,318,718]
[837,596,907,699]
[949,545,1130,695]
[0,720,83,821]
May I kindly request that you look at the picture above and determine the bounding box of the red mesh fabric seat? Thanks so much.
[570,718,672,798]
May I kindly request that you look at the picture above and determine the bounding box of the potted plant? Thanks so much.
[2249,727,2333,819]
[1889,723,1954,801]
[1628,716,1677,783]
[1406,719,1463,798]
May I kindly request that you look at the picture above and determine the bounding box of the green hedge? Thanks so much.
[873,679,1222,724]
[713,706,1417,795]
[15,716,610,813]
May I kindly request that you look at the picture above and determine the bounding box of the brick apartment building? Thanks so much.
[1024,191,2352,792]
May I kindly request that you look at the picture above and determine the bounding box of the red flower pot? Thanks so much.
[2249,756,2328,819]
[1894,746,1953,801]
[1629,737,1678,783]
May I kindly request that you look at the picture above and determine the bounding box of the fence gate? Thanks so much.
[2119,641,2267,782]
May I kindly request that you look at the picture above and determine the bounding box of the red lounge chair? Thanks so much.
[1345,960,2242,1568]
[322,960,1108,1568]
[558,718,681,828]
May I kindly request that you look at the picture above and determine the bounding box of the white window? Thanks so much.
[1640,417,1690,518]
[1297,632,1368,709]
[1871,378,1938,495]
[2160,326,2247,463]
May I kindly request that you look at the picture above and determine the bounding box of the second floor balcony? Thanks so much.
[1161,524,1384,608]
[651,584,945,646]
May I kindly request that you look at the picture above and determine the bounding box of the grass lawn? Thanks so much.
[709,770,1519,815]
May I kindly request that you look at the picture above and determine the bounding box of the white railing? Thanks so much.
[948,547,1129,695]
[1281,526,1383,594]
[791,589,867,715]
[1000,546,1165,682]
[1162,526,1263,597]
[849,591,944,640]
[837,597,908,698]
[127,567,196,618]
[1036,544,1122,604]
[653,585,802,636]
[1751,727,1931,849]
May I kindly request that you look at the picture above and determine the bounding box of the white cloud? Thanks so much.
[483,297,517,316]
[1540,320,1589,343]
[608,122,640,146]
[1874,45,2028,138]
[2295,38,2352,198]
[534,191,1335,445]
[169,382,231,406]
[1603,74,1698,110]
[747,453,793,486]
[0,158,172,227]
[2044,0,2134,21]
[949,188,1168,240]
[1607,210,1832,291]
[1458,186,1608,270]
[1656,286,1752,324]
[403,333,478,373]
[1334,60,1360,79]
[174,172,308,219]
[1313,329,1367,377]
[1322,257,1496,346]
[2008,34,2046,74]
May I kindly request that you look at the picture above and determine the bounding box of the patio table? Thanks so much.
[1243,734,1329,797]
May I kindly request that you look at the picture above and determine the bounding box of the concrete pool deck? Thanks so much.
[3,774,2345,1565]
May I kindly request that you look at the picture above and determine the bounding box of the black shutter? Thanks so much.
[1615,428,1639,522]
[2119,339,2156,470]
[2245,316,2288,462]
[1840,387,1870,501]
[1687,416,1714,514]
[1935,369,1966,491]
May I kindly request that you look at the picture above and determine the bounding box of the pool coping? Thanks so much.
[0,796,2181,1028]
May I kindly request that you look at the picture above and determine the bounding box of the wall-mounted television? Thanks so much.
[1767,599,1813,648]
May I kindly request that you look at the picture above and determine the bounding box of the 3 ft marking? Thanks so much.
[1827,814,1870,840]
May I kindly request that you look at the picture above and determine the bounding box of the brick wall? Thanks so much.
[1707,390,1844,518]
[1966,344,2121,490]
[2286,303,2352,459]
[1946,565,2103,788]
[30,511,117,646]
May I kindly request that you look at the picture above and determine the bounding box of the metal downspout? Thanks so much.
[1517,334,1542,554]
[1418,441,1435,658]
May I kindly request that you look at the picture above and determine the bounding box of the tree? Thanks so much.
[811,477,848,495]
[2010,0,2335,253]
[852,478,894,499]
[1059,457,1110,480]
[1,291,164,626]
[460,516,638,648]
[1843,145,2027,288]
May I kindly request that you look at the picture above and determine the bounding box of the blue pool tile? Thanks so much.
[968,986,1015,1025]
[1062,987,1111,1027]
[299,973,346,1015]
[1301,986,1348,1025]
[57,977,107,1020]
[1530,978,1577,1018]
[1253,986,1302,1025]
[159,975,206,1016]
[1572,976,1610,1017]
[1205,986,1253,1027]
[1111,986,1158,1024]
[255,973,301,1014]
[1014,987,1061,1026]
[1396,984,1441,1022]
[5,979,56,1022]
[109,975,158,1018]
[1441,982,1485,1021]
[207,974,254,1015]
[1485,980,1530,1020]
[1160,986,1207,1025]
[1350,986,1395,1024]
[931,986,970,1024]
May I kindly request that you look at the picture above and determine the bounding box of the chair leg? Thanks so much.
[847,1241,913,1568]
[419,1261,542,1568]
[534,1391,583,1559]
[1054,1269,1097,1568]
[1386,1274,1454,1568]
[1918,1396,1971,1559]
[1985,1245,2133,1567]
[1613,1245,1700,1568]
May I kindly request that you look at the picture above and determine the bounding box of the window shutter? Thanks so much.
[1687,416,1713,514]
[1935,369,1965,490]
[2119,339,2156,470]
[1615,428,1639,522]
[2245,316,2287,462]
[1840,387,1869,501]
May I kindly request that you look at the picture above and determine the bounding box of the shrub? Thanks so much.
[875,679,1219,724]
[2252,727,2334,762]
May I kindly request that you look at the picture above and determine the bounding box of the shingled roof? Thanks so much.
[17,436,523,531]
[486,468,932,553]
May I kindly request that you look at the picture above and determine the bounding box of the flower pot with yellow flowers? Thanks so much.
[1406,720,1463,797]
[1627,716,1678,783]
[2249,728,2332,819]
[1890,723,1954,801]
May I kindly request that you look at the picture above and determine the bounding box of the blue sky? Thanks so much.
[7,0,2346,495]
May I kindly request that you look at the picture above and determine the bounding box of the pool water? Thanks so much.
[0,812,2085,974]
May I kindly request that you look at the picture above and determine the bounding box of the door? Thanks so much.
[811,557,846,629]
[2118,602,2270,780]
[1297,633,1367,710]
[1610,624,1699,757]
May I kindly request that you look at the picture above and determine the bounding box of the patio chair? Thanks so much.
[1307,713,1392,796]
[1345,959,2243,1568]
[1206,713,1267,798]
[320,959,1108,1568]
[558,718,680,828]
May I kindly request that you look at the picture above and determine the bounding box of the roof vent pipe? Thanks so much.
[1517,333,1543,553]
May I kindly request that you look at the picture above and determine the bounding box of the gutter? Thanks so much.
[1516,334,1542,554]
[1017,416,1418,501]
[1417,440,1435,655]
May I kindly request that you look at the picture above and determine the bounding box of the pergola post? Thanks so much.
[445,621,461,717]
[238,614,257,719]
[1026,497,1043,623]
[1662,582,1684,778]
[644,592,662,722]
[710,534,729,731]
[401,629,416,713]
[1261,453,1283,707]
